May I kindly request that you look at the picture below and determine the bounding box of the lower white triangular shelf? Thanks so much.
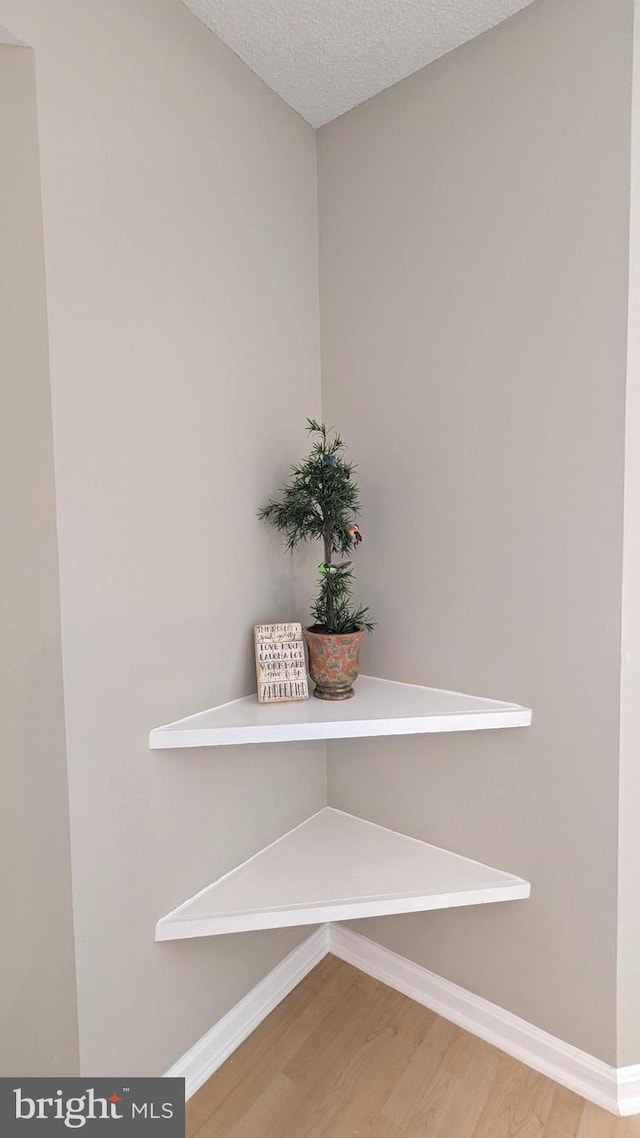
[155,808,530,940]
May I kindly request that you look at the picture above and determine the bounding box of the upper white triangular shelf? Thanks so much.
[149,675,531,749]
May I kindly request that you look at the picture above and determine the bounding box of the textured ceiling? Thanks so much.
[183,0,536,127]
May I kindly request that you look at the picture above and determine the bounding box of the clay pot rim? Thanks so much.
[304,625,365,637]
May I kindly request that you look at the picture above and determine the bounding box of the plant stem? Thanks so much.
[323,528,335,630]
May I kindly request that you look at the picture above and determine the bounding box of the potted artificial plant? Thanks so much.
[259,420,374,700]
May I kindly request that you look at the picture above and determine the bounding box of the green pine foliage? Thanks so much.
[259,420,374,634]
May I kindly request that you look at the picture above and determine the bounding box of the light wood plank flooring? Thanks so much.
[187,955,640,1138]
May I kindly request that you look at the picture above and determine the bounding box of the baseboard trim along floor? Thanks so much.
[164,926,330,1100]
[164,923,640,1117]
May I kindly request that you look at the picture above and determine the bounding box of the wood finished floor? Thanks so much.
[187,955,640,1138]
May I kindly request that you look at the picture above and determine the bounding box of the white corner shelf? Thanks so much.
[155,808,530,940]
[149,675,531,749]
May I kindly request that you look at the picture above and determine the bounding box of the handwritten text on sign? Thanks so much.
[254,623,309,703]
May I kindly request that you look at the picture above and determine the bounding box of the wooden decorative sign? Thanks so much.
[254,623,309,704]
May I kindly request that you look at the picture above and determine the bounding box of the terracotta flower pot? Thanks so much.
[304,627,364,700]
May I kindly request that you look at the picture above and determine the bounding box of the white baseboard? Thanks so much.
[617,1066,640,1116]
[328,925,638,1117]
[165,921,640,1116]
[164,925,329,1099]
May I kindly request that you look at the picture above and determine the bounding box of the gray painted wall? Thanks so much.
[0,45,79,1076]
[3,0,640,1079]
[618,0,640,1072]
[0,0,325,1075]
[318,0,632,1064]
